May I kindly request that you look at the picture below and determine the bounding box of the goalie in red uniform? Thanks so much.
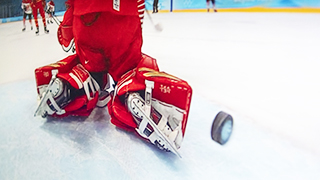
[34,0,192,156]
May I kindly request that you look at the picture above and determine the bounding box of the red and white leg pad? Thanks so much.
[35,54,79,97]
[34,55,101,117]
[108,54,192,156]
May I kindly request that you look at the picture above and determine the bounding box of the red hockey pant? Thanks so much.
[73,11,143,82]
[32,1,46,28]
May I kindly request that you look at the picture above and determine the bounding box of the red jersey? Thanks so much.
[70,0,140,16]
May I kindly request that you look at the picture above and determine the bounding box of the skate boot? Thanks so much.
[31,26,33,30]
[44,26,49,34]
[22,27,26,31]
[96,74,115,108]
[35,27,39,35]
[46,78,72,115]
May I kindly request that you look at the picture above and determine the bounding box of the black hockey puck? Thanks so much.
[211,111,233,145]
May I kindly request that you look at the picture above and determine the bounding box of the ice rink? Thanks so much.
[1,12,320,179]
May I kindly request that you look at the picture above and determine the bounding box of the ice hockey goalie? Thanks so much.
[34,0,192,156]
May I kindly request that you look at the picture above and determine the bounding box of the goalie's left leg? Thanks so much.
[108,54,192,156]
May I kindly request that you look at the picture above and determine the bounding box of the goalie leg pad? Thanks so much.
[108,95,137,131]
[108,54,192,155]
[35,58,101,117]
[35,54,79,97]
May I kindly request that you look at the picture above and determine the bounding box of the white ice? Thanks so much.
[0,12,320,179]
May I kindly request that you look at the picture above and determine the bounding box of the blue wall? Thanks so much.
[145,0,320,11]
[1,0,320,22]
[0,0,67,18]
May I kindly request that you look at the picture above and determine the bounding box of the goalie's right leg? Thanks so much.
[35,77,75,117]
[35,56,104,118]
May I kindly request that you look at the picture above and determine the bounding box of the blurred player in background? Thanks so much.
[21,0,33,31]
[153,0,159,13]
[206,0,217,12]
[31,0,49,35]
[46,0,55,24]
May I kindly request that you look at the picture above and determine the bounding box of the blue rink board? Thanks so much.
[0,11,66,24]
[0,80,319,180]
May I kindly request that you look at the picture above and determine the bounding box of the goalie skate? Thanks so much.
[96,74,115,108]
[127,92,182,158]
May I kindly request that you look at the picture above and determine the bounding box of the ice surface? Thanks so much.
[0,12,320,179]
